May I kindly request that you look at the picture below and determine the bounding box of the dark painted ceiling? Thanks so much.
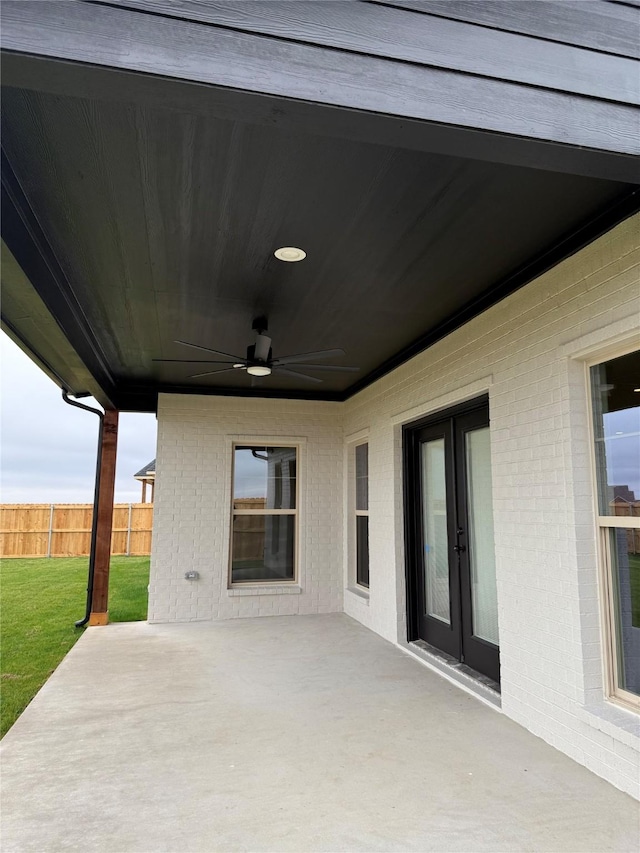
[0,86,633,407]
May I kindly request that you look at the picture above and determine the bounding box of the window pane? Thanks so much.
[466,427,499,645]
[231,514,295,583]
[356,515,369,588]
[609,528,640,697]
[233,447,296,510]
[355,443,368,511]
[420,438,450,624]
[590,351,640,515]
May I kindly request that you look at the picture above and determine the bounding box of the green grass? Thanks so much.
[0,556,149,738]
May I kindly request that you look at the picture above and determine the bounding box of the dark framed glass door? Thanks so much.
[404,397,500,684]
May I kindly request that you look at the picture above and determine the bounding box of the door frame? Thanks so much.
[453,405,500,682]
[403,394,491,647]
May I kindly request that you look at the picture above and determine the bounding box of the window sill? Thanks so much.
[227,584,302,597]
[578,701,640,749]
[346,586,370,604]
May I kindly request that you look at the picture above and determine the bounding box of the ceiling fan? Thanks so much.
[153,316,360,384]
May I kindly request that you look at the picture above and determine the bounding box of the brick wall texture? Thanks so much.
[151,214,640,798]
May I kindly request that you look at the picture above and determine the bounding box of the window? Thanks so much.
[590,349,640,710]
[355,443,369,588]
[230,446,297,584]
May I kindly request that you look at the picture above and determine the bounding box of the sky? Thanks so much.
[603,408,640,500]
[1,330,638,506]
[0,333,157,504]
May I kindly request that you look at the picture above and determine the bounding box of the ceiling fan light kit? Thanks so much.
[247,365,272,377]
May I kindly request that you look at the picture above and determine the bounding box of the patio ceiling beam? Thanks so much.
[1,0,639,184]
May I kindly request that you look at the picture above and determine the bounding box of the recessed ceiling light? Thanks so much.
[247,365,271,377]
[274,246,306,262]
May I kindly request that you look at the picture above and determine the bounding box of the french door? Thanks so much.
[404,397,500,684]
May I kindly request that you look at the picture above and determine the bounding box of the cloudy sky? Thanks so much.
[604,407,640,499]
[1,333,157,504]
[1,330,638,507]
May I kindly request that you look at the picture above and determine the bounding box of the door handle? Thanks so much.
[453,544,466,553]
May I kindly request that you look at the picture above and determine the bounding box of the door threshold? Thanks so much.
[405,640,501,708]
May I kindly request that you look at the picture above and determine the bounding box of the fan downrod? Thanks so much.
[252,316,268,335]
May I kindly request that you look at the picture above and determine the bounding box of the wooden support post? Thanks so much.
[89,409,119,626]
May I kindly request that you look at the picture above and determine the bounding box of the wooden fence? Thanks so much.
[0,504,154,558]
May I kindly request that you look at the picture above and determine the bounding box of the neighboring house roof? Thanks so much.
[134,460,156,480]
[611,485,636,502]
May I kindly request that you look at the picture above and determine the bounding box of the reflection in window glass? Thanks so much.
[356,516,369,588]
[466,427,499,645]
[231,446,297,584]
[233,447,296,510]
[421,438,450,624]
[590,351,640,516]
[590,348,640,706]
[609,528,640,698]
[231,515,295,583]
[356,444,369,512]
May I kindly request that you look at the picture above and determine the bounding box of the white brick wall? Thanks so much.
[149,397,344,622]
[151,215,640,798]
[343,214,640,798]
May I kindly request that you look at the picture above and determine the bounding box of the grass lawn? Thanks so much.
[0,556,149,738]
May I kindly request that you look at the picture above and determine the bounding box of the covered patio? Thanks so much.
[2,0,639,806]
[1,613,637,852]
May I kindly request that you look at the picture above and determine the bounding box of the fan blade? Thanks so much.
[273,367,323,384]
[273,348,345,366]
[153,358,242,364]
[175,340,243,360]
[281,363,359,372]
[188,367,242,379]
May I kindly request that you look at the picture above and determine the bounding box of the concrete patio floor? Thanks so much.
[1,614,638,853]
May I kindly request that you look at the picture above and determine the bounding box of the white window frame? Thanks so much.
[586,343,640,713]
[228,442,299,587]
[354,441,370,591]
[344,430,370,596]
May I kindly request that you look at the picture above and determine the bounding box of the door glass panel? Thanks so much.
[466,427,499,645]
[420,438,450,624]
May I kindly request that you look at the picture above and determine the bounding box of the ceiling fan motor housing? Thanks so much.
[248,335,273,364]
